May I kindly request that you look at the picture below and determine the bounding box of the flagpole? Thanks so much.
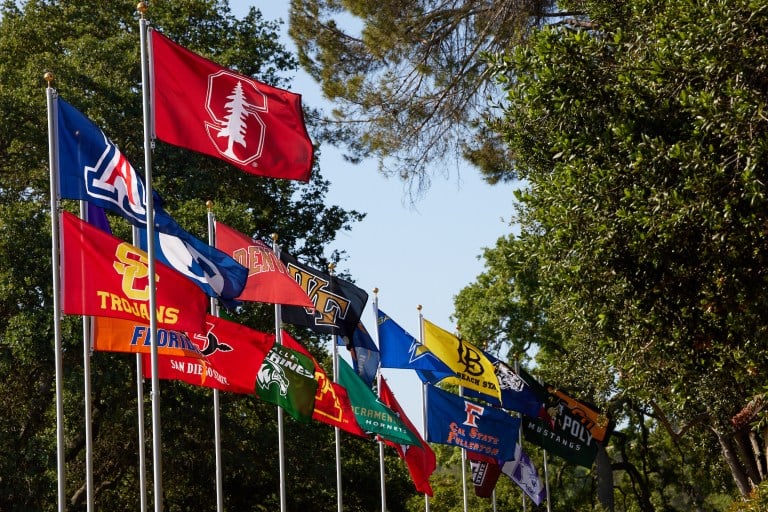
[45,73,66,512]
[80,201,95,512]
[271,234,287,512]
[543,449,552,512]
[417,305,430,512]
[207,202,224,512]
[514,358,527,512]
[138,6,164,510]
[459,385,468,512]
[329,263,344,512]
[133,226,148,512]
[372,290,387,512]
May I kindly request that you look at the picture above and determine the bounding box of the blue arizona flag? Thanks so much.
[336,322,380,388]
[377,309,452,378]
[56,97,246,301]
[426,384,519,462]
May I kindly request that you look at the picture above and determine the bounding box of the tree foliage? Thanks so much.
[452,0,768,507]
[288,0,584,194]
[0,1,422,510]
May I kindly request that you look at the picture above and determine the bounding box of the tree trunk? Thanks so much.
[717,429,752,496]
[596,443,614,511]
[749,430,765,481]
[734,428,761,487]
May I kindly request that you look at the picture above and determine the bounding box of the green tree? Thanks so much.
[288,0,584,193]
[454,0,768,506]
[0,1,417,510]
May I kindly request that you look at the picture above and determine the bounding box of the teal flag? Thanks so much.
[337,358,419,446]
[256,344,318,423]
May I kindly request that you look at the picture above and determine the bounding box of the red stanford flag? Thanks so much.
[281,331,365,437]
[151,30,313,182]
[379,378,436,496]
[214,221,313,308]
[59,210,206,333]
[144,314,275,394]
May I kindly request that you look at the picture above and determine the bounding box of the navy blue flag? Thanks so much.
[56,97,247,301]
[426,384,519,462]
[463,357,545,418]
[337,322,380,387]
[377,310,453,380]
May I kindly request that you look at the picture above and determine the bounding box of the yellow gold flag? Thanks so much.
[422,319,501,400]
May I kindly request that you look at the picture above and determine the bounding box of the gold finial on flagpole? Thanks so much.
[206,200,213,212]
[373,287,379,294]
[44,71,54,87]
[137,2,147,17]
[271,233,278,242]
[417,304,422,312]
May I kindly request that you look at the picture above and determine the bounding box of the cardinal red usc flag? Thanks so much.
[151,29,313,182]
[59,210,206,333]
[379,378,436,496]
[92,316,204,359]
[214,221,313,307]
[143,314,275,393]
[281,331,365,437]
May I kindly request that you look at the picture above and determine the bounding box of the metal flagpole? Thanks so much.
[80,202,94,512]
[45,74,66,512]
[543,449,552,512]
[207,203,224,512]
[132,225,148,512]
[138,6,164,510]
[328,263,344,512]
[371,290,386,512]
[417,305,430,512]
[515,359,526,512]
[271,234,287,512]
[459,386,468,512]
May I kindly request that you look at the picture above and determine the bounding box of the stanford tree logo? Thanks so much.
[204,70,267,167]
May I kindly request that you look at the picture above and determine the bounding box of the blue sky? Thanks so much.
[231,1,517,427]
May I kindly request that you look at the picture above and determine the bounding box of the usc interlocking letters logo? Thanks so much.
[112,242,156,300]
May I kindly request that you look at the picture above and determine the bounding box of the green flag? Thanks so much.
[256,344,318,423]
[338,358,419,446]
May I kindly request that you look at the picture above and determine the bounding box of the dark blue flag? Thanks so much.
[377,309,453,376]
[463,357,545,418]
[337,322,380,387]
[56,97,246,301]
[426,384,519,462]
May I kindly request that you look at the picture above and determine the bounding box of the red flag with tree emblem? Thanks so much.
[281,331,365,437]
[151,30,313,182]
[59,210,206,333]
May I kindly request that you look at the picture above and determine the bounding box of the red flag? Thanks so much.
[143,314,275,394]
[378,378,436,496]
[59,210,206,333]
[280,331,366,437]
[151,30,313,182]
[468,451,502,498]
[214,221,314,308]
